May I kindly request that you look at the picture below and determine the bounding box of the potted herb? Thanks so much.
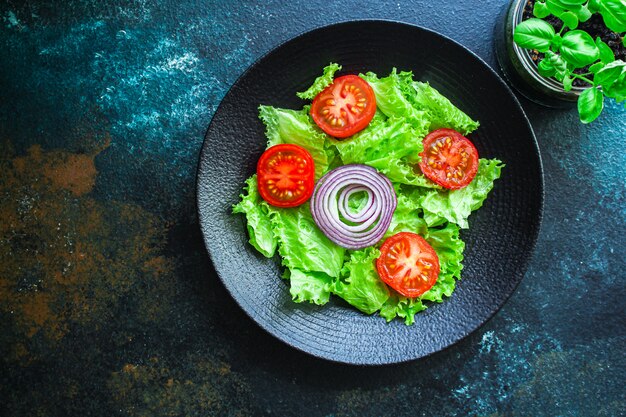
[495,0,625,123]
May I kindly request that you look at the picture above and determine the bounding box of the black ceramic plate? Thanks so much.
[197,20,543,365]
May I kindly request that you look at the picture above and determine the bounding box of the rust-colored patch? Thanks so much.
[334,385,399,417]
[19,292,67,339]
[43,153,97,196]
[143,256,170,276]
[123,364,138,374]
[218,363,231,376]
[508,344,625,415]
[107,355,252,416]
[9,342,31,364]
[0,141,177,363]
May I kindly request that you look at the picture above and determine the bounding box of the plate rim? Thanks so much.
[196,19,545,365]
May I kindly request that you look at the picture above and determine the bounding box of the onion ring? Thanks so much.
[310,164,397,249]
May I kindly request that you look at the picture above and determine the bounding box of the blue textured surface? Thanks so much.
[0,1,624,416]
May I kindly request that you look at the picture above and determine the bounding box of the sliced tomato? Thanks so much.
[376,232,440,298]
[257,144,315,208]
[310,75,376,139]
[418,128,479,190]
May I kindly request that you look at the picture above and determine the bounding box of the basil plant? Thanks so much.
[513,0,626,123]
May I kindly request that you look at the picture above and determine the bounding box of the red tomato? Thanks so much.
[376,232,440,298]
[257,144,315,208]
[418,128,479,189]
[310,75,376,139]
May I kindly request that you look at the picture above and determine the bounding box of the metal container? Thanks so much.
[494,0,586,108]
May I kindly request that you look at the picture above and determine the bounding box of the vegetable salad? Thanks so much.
[233,64,504,325]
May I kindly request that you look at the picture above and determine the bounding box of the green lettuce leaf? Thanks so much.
[269,203,345,278]
[332,247,390,314]
[232,175,277,257]
[362,69,479,135]
[420,223,465,302]
[419,158,505,228]
[285,268,333,305]
[370,109,388,125]
[333,117,421,161]
[332,117,435,187]
[360,70,429,129]
[377,222,465,323]
[397,71,480,135]
[259,105,336,179]
[296,63,342,100]
[379,295,426,325]
[385,192,429,237]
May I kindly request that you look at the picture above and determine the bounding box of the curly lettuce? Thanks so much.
[396,70,480,135]
[377,222,465,324]
[360,70,429,129]
[419,159,505,228]
[362,69,480,135]
[232,175,277,258]
[285,268,333,305]
[268,203,345,279]
[296,62,342,100]
[333,117,435,188]
[332,247,390,315]
[259,105,336,179]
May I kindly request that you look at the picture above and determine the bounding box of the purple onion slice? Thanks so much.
[310,164,397,250]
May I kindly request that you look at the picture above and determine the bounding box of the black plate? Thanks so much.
[197,20,543,365]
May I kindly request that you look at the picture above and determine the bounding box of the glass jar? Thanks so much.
[494,0,586,108]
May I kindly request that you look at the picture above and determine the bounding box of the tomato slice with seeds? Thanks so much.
[310,75,376,139]
[418,128,479,190]
[257,144,315,208]
[376,232,440,298]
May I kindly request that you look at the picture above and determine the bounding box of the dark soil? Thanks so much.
[522,0,626,87]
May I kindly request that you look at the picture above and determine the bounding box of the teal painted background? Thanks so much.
[1,1,624,416]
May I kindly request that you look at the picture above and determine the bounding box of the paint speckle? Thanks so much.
[479,330,500,354]
[449,320,564,414]
[4,10,21,29]
[508,338,626,416]
[163,51,198,72]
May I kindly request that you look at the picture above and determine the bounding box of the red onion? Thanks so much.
[310,164,397,249]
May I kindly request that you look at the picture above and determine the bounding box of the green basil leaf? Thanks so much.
[575,4,593,21]
[560,30,600,67]
[577,87,604,123]
[603,72,626,100]
[551,34,563,50]
[546,50,569,75]
[533,1,551,18]
[596,0,626,33]
[563,75,573,91]
[538,59,557,77]
[587,0,600,13]
[513,18,556,52]
[596,38,616,63]
[589,62,605,73]
[556,0,586,5]
[560,11,579,29]
[546,0,568,17]
[595,61,626,88]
